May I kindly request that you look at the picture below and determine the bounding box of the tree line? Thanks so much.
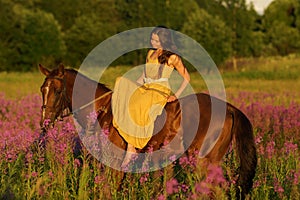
[0,0,300,71]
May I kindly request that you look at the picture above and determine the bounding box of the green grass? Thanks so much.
[221,55,300,104]
[0,55,299,102]
[0,71,44,99]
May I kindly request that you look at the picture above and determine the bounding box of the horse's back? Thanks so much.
[179,93,237,159]
[148,92,231,154]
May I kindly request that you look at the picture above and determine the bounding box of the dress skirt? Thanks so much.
[112,77,171,149]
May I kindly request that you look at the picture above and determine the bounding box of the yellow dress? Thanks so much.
[112,50,174,149]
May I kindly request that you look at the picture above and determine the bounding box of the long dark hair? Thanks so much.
[150,26,178,65]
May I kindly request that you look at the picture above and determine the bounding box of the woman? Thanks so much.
[112,26,190,168]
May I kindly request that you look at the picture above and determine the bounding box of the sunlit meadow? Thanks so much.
[0,56,300,199]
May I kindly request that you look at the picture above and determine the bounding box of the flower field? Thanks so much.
[0,88,299,199]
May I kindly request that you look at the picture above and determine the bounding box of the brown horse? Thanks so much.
[39,63,257,199]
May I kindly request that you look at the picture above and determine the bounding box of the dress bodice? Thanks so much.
[145,49,174,80]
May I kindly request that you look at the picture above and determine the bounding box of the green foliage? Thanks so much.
[115,0,200,29]
[65,13,119,67]
[224,68,299,80]
[0,1,66,71]
[166,0,200,30]
[263,0,300,56]
[116,0,163,28]
[1,0,300,71]
[248,31,266,57]
[266,21,300,55]
[182,8,233,65]
[0,0,18,70]
[35,0,81,31]
[263,0,299,28]
[220,0,260,57]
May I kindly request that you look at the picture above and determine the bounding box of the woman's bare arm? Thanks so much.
[167,54,190,102]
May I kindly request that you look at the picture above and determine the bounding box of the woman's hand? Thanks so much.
[167,95,177,102]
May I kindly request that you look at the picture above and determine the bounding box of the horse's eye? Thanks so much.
[40,87,45,93]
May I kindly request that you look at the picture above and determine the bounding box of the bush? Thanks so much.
[0,3,66,71]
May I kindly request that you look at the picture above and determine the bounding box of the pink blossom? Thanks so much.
[157,194,165,200]
[169,155,176,162]
[166,178,179,195]
[253,180,261,188]
[293,170,300,185]
[274,177,284,195]
[180,183,189,193]
[48,171,54,179]
[179,156,189,166]
[257,145,265,155]
[74,158,81,168]
[284,141,298,155]
[31,171,38,177]
[25,152,33,163]
[94,175,102,184]
[275,185,284,194]
[139,173,149,184]
[195,182,210,195]
[87,111,98,124]
[43,119,51,127]
[146,145,154,153]
[38,186,45,196]
[163,140,169,146]
[266,141,275,159]
[255,135,262,144]
[206,164,227,185]
[102,128,109,136]
[39,157,45,163]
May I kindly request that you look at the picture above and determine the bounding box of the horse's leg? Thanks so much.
[145,126,182,198]
[97,125,126,196]
[183,114,233,199]
[204,113,234,196]
[205,108,257,199]
[97,167,124,199]
[204,114,234,164]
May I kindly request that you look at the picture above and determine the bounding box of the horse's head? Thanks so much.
[39,63,70,130]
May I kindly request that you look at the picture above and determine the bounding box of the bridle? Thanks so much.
[41,76,71,122]
[41,75,113,123]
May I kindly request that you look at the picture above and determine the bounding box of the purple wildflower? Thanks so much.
[284,141,298,155]
[74,158,81,168]
[166,178,179,195]
[169,155,176,162]
[139,173,149,184]
[157,194,165,200]
[195,182,210,195]
[266,141,275,159]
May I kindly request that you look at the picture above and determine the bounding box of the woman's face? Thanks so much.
[151,33,162,49]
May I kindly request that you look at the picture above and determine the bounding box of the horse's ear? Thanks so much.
[39,64,50,76]
[58,63,65,77]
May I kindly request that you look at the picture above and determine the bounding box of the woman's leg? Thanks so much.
[121,143,137,168]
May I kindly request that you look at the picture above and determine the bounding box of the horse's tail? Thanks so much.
[231,107,257,199]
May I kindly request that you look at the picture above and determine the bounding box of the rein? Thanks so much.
[70,90,113,116]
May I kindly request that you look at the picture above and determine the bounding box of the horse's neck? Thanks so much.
[65,70,110,110]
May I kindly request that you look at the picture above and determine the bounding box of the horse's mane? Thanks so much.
[65,68,111,92]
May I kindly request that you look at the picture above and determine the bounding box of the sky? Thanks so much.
[246,0,275,14]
